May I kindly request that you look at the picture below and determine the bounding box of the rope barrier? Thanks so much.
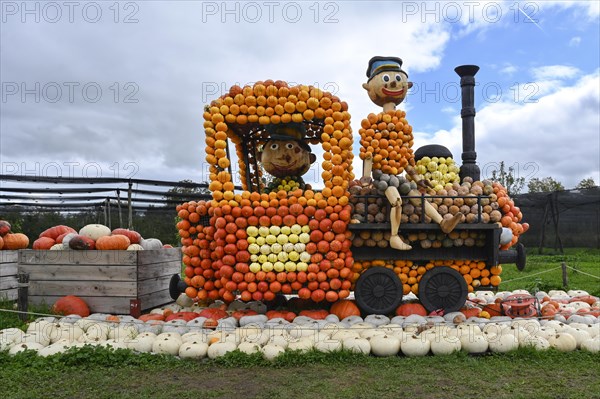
[563,265,600,280]
[498,266,563,284]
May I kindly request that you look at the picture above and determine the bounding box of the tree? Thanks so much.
[490,161,525,196]
[576,177,597,189]
[527,177,565,193]
[164,179,210,204]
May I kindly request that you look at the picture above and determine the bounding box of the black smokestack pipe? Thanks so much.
[455,65,480,181]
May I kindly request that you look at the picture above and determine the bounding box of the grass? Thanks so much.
[499,248,600,296]
[1,250,600,399]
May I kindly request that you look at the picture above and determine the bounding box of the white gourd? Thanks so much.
[127,244,144,251]
[460,333,488,354]
[262,343,285,361]
[430,336,461,355]
[49,244,63,250]
[359,328,387,340]
[207,341,237,359]
[152,336,182,355]
[140,238,163,250]
[566,328,591,348]
[38,340,72,357]
[287,338,314,352]
[50,324,84,343]
[127,332,156,353]
[61,233,78,249]
[79,224,111,241]
[488,333,519,353]
[237,341,262,355]
[580,338,600,353]
[522,336,550,351]
[21,331,51,347]
[370,335,401,357]
[548,333,577,352]
[401,335,431,357]
[331,330,361,341]
[179,342,209,359]
[342,337,371,355]
[314,339,342,353]
[364,315,390,327]
[9,342,44,355]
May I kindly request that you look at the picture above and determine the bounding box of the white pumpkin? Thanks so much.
[567,290,589,297]
[364,315,390,327]
[239,314,268,327]
[237,341,262,355]
[207,341,237,359]
[50,324,84,343]
[0,328,25,349]
[488,333,519,353]
[79,224,111,241]
[239,329,270,346]
[9,342,44,355]
[522,336,550,351]
[430,336,461,355]
[370,335,400,357]
[140,238,163,250]
[38,340,72,357]
[127,244,144,251]
[181,332,206,344]
[342,337,371,355]
[314,339,342,353]
[566,328,591,348]
[548,333,577,352]
[21,331,51,347]
[262,343,285,361]
[460,333,488,354]
[401,335,431,357]
[60,232,78,249]
[49,243,63,250]
[99,339,129,350]
[342,315,364,325]
[152,335,182,355]
[359,328,387,340]
[580,338,600,353]
[179,342,209,359]
[268,335,289,349]
[331,330,361,341]
[82,323,110,341]
[26,318,54,333]
[108,325,138,341]
[127,332,157,353]
[287,338,314,352]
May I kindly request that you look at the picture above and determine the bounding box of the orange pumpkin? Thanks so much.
[395,302,427,317]
[482,303,502,317]
[138,313,165,322]
[52,295,90,317]
[39,225,77,240]
[96,234,131,250]
[0,220,12,236]
[0,236,3,250]
[198,307,228,320]
[69,235,95,250]
[111,228,142,244]
[330,299,361,319]
[460,307,481,319]
[33,237,56,250]
[2,233,29,249]
[299,309,330,320]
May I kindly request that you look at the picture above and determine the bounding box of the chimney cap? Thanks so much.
[455,65,480,77]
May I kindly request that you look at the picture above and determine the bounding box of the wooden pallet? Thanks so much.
[0,251,19,301]
[18,248,182,315]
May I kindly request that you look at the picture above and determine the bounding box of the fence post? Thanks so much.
[561,262,568,288]
[128,181,133,230]
[17,272,29,322]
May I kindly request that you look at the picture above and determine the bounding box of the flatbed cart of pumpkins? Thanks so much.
[170,78,527,316]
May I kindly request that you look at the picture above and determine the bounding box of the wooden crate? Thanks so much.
[0,251,19,301]
[18,248,182,315]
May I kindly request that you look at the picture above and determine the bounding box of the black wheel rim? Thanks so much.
[169,274,184,300]
[419,267,467,313]
[355,267,403,315]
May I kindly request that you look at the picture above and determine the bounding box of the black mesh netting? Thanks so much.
[513,187,600,250]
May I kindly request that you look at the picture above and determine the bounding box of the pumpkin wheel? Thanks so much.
[355,267,403,315]
[418,267,468,313]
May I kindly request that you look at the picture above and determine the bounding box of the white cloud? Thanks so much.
[500,64,518,76]
[531,65,581,81]
[569,36,582,47]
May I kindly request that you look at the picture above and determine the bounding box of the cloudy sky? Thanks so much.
[1,0,599,193]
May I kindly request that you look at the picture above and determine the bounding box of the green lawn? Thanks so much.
[1,250,600,399]
[499,248,600,296]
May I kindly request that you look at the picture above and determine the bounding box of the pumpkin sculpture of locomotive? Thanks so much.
[172,62,528,315]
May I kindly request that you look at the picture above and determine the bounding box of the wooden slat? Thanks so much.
[138,275,172,296]
[0,278,18,290]
[138,290,173,311]
[19,265,137,281]
[137,260,182,280]
[0,251,19,264]
[19,250,137,266]
[136,248,181,265]
[28,280,136,297]
[28,295,131,314]
[0,289,18,301]
[0,263,18,277]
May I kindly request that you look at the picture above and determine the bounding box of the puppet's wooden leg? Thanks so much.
[385,187,412,251]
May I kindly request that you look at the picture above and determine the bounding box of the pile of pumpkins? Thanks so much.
[348,178,528,250]
[0,220,30,250]
[1,290,598,360]
[31,224,166,251]
[177,199,355,305]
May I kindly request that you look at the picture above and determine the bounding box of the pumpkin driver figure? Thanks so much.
[361,56,463,250]
[260,123,316,192]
